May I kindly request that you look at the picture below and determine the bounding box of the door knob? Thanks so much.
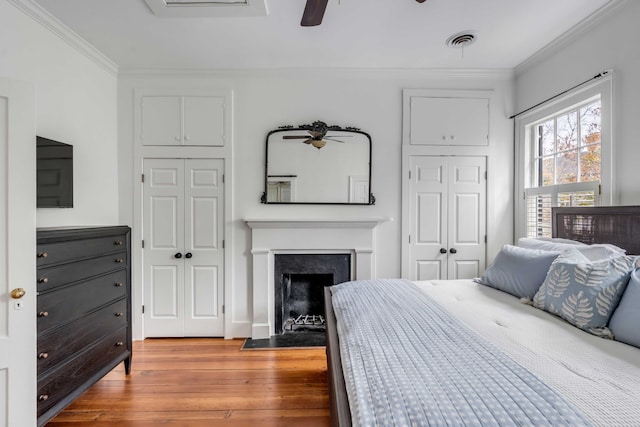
[439,248,447,254]
[449,248,457,254]
[174,252,182,259]
[10,288,26,299]
[185,252,193,259]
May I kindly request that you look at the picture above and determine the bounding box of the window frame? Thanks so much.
[515,74,614,239]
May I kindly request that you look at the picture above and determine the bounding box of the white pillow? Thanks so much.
[534,237,587,246]
[517,237,585,251]
[517,237,625,261]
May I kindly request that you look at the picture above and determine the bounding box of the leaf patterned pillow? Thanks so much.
[533,252,636,337]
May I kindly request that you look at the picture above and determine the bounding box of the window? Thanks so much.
[267,178,295,202]
[515,75,613,238]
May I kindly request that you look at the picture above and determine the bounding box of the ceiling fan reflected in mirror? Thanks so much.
[282,121,352,149]
[301,0,427,27]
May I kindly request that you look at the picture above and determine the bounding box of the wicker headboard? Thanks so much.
[552,206,640,255]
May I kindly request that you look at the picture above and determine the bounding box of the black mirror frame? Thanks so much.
[261,121,375,205]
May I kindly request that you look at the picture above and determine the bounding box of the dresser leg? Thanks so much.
[124,355,132,375]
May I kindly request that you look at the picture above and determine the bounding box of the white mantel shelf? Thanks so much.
[246,217,391,229]
[246,217,390,339]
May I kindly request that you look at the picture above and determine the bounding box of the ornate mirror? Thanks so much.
[262,121,374,205]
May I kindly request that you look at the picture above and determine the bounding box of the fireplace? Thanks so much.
[274,254,351,334]
[246,218,387,339]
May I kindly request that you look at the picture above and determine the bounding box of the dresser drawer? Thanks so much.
[37,234,127,267]
[37,252,127,292]
[37,270,127,334]
[38,298,128,375]
[37,326,129,417]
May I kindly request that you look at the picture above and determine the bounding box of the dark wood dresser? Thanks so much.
[36,226,132,426]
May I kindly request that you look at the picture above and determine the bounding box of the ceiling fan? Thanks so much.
[282,121,351,149]
[301,0,427,27]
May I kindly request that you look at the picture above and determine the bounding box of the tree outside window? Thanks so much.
[535,100,601,189]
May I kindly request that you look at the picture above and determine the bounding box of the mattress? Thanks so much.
[414,279,640,426]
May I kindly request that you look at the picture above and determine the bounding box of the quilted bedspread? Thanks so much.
[331,279,593,427]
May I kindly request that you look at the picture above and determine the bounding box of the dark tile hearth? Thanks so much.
[242,331,326,349]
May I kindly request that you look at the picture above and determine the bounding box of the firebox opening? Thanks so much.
[274,253,351,336]
[281,273,331,333]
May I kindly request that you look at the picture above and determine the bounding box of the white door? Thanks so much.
[143,158,225,337]
[141,96,225,146]
[408,156,486,280]
[183,97,225,146]
[0,78,37,426]
[140,96,181,146]
[408,96,489,146]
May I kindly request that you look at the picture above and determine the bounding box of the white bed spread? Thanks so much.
[415,279,640,426]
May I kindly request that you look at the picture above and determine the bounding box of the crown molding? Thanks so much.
[118,66,514,81]
[515,0,632,76]
[8,0,118,76]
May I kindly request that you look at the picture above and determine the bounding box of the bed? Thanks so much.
[325,206,640,426]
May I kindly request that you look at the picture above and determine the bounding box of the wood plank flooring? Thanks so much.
[46,338,330,426]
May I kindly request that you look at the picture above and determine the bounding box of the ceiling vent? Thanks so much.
[144,0,268,18]
[446,31,477,49]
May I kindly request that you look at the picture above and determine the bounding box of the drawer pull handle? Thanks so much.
[38,352,49,359]
[38,311,49,317]
[115,341,124,347]
[114,240,123,246]
[37,252,48,258]
[115,282,124,287]
[115,258,124,263]
[38,277,49,284]
[115,312,124,317]
[39,395,49,402]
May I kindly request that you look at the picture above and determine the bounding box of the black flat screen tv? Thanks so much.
[37,136,73,208]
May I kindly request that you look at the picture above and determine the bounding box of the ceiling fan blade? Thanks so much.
[323,137,345,143]
[301,0,328,27]
[302,138,313,144]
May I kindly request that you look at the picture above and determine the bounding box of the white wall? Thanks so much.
[119,69,515,338]
[0,1,120,227]
[515,1,640,205]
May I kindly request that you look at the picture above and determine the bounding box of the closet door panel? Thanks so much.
[183,97,225,146]
[409,97,489,146]
[184,159,224,336]
[143,159,185,337]
[141,96,181,146]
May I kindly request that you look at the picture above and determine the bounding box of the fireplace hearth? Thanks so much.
[274,254,350,335]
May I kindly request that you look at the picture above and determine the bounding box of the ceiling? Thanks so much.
[29,0,612,70]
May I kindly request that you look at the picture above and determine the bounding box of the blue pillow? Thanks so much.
[609,268,640,348]
[533,252,636,337]
[476,245,563,299]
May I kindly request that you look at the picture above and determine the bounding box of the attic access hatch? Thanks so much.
[144,0,268,18]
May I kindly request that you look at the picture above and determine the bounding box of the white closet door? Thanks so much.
[143,159,186,336]
[408,155,486,281]
[447,156,486,279]
[0,78,37,426]
[409,97,489,146]
[143,158,225,337]
[409,156,449,280]
[183,97,225,146]
[141,96,182,146]
[183,159,224,336]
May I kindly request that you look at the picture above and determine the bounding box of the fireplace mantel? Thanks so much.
[246,218,387,229]
[246,218,389,338]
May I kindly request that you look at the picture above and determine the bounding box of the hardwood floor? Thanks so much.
[46,338,330,426]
